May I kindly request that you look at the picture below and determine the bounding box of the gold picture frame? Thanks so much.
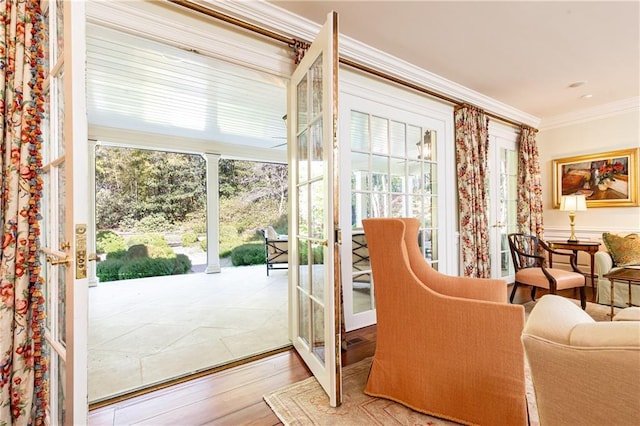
[552,148,639,208]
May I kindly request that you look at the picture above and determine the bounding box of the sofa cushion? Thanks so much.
[602,233,640,266]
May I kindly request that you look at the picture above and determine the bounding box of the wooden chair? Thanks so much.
[508,233,586,309]
[362,218,527,425]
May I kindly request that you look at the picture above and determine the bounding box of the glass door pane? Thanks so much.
[489,127,518,282]
[289,12,341,407]
[41,1,89,423]
[343,106,441,330]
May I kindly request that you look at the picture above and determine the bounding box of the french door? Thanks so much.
[41,1,89,423]
[288,12,342,406]
[488,124,518,282]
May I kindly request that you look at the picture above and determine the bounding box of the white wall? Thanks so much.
[538,110,640,241]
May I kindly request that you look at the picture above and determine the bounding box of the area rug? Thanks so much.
[264,356,464,425]
[264,301,611,426]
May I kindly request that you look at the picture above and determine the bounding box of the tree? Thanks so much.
[95,148,288,238]
[95,146,206,230]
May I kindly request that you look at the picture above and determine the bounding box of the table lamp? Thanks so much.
[560,194,587,242]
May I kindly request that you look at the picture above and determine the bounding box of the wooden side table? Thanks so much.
[547,240,601,299]
[603,268,640,320]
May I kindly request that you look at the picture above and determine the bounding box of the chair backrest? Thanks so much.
[264,226,279,240]
[508,233,542,271]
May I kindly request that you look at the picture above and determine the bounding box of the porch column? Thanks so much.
[203,153,221,273]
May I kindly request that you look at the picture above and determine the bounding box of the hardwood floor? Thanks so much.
[88,285,594,425]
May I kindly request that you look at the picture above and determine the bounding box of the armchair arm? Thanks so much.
[595,251,614,277]
[423,271,508,303]
[523,295,593,344]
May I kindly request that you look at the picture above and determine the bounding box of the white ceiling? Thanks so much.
[270,0,639,121]
[86,23,289,151]
[86,1,639,155]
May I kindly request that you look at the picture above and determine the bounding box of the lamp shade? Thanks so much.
[560,194,587,212]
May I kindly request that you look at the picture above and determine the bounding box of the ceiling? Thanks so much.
[270,0,639,121]
[86,23,289,152]
[86,1,639,155]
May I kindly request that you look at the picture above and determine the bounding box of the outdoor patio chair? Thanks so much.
[351,231,371,284]
[263,226,288,276]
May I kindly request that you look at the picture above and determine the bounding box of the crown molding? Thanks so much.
[197,0,541,128]
[539,97,640,131]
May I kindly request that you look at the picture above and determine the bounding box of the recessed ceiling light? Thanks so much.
[568,81,587,88]
[580,94,593,99]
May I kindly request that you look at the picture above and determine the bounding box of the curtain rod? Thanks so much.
[169,0,532,131]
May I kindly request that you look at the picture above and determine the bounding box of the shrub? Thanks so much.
[106,250,127,260]
[118,257,175,280]
[231,243,266,266]
[127,244,149,259]
[126,233,169,249]
[219,224,244,256]
[134,213,174,233]
[174,254,192,274]
[96,258,125,282]
[96,230,126,255]
[181,232,199,246]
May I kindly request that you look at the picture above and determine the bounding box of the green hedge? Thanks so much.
[96,244,192,282]
[96,258,125,282]
[231,243,266,266]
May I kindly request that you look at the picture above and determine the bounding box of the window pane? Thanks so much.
[311,243,325,298]
[351,192,370,228]
[297,75,308,131]
[310,180,324,239]
[298,239,310,293]
[390,159,405,193]
[371,155,389,192]
[298,291,310,345]
[371,116,388,154]
[389,121,406,156]
[297,130,308,182]
[310,120,323,179]
[390,194,405,217]
[370,191,388,217]
[55,71,65,157]
[407,125,422,159]
[351,111,369,152]
[298,186,308,235]
[351,152,370,191]
[312,299,325,363]
[58,264,67,345]
[310,55,323,118]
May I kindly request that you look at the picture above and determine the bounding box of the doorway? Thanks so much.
[88,147,291,404]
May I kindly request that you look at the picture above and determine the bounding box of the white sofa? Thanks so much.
[595,250,640,307]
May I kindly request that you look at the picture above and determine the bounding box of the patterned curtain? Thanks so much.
[454,105,491,278]
[517,127,544,238]
[0,1,47,424]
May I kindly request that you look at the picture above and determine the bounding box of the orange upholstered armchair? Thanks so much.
[362,218,527,426]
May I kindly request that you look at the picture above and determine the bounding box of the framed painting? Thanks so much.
[552,148,639,208]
